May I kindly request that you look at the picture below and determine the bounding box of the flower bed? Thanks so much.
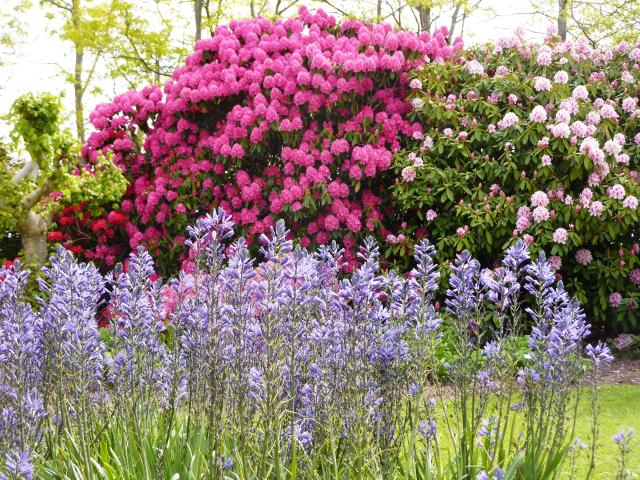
[1,210,626,479]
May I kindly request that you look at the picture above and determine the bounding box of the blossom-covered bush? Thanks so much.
[0,209,620,479]
[54,7,461,275]
[393,30,640,332]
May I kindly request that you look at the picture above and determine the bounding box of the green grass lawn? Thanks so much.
[431,384,640,479]
[568,384,640,479]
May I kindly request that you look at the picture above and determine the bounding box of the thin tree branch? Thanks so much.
[21,178,54,211]
[318,0,352,18]
[42,0,73,13]
[80,52,102,98]
[11,160,38,184]
[277,0,301,15]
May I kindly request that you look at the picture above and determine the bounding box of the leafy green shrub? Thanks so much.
[393,34,640,333]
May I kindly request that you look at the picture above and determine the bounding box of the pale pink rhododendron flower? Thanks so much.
[614,333,634,350]
[623,196,638,209]
[401,166,416,182]
[534,76,552,91]
[555,109,571,123]
[529,105,547,122]
[466,59,484,75]
[588,201,604,217]
[548,255,562,271]
[607,184,625,200]
[554,70,568,84]
[575,249,593,265]
[553,228,568,244]
[456,225,469,237]
[622,97,637,112]
[572,85,589,100]
[531,191,549,208]
[600,104,618,120]
[498,112,519,129]
[532,206,549,224]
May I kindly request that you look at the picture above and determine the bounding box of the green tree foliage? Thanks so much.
[0,0,31,68]
[531,0,640,46]
[40,0,191,141]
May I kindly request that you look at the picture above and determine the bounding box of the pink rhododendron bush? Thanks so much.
[393,29,640,332]
[54,7,460,275]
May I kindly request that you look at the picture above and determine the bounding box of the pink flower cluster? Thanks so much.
[69,8,461,270]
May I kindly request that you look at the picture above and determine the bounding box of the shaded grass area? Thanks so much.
[568,384,640,479]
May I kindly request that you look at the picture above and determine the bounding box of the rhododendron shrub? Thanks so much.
[393,32,640,332]
[55,7,461,275]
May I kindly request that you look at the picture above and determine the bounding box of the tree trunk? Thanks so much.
[376,0,382,21]
[18,211,49,266]
[417,5,431,32]
[195,0,202,41]
[558,0,568,40]
[72,0,85,143]
[74,46,85,143]
[448,3,462,44]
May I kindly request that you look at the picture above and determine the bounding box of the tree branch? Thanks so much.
[277,0,301,15]
[80,52,102,98]
[42,0,73,13]
[11,160,38,184]
[318,0,352,18]
[21,178,54,211]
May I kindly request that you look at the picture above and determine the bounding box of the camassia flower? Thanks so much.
[0,209,618,476]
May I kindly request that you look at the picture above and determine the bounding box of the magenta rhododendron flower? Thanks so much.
[60,8,461,274]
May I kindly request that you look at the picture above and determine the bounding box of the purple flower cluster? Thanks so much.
[0,209,618,477]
